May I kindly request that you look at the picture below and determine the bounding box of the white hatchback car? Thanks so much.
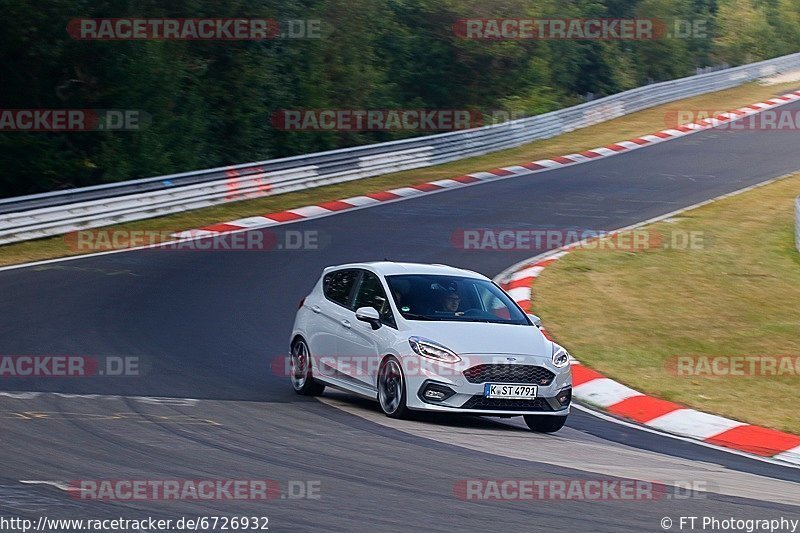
[289,262,572,432]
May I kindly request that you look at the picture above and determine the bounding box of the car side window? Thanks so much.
[353,271,396,328]
[475,283,512,319]
[323,269,359,308]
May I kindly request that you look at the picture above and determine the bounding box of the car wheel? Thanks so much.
[290,339,325,396]
[523,414,567,433]
[377,356,410,419]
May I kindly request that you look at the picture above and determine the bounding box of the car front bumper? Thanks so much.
[401,354,572,416]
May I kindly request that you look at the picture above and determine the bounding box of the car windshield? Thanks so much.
[385,274,530,325]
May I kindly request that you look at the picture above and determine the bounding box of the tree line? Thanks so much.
[1,0,798,197]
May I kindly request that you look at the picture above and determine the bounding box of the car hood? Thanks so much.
[405,321,551,357]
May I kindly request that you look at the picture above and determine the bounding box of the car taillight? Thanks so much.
[298,297,306,309]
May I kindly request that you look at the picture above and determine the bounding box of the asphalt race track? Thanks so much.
[1,101,800,531]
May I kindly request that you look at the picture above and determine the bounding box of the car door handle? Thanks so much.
[341,319,351,329]
[311,305,321,314]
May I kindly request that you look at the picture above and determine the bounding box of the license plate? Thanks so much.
[484,383,538,399]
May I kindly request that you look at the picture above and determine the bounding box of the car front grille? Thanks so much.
[463,364,555,385]
[459,395,553,411]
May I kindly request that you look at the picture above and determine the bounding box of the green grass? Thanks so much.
[532,173,800,434]
[1,80,799,267]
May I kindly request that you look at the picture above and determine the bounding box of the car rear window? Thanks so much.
[323,269,359,307]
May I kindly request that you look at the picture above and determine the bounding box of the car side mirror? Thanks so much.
[527,313,543,328]
[355,307,382,330]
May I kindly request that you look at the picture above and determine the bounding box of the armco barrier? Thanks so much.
[3,52,800,245]
[796,196,800,253]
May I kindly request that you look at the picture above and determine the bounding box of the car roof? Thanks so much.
[323,261,487,280]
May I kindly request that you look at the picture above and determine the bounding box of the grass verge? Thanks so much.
[1,80,799,267]
[532,173,800,434]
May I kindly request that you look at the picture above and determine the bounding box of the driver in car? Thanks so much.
[442,291,461,312]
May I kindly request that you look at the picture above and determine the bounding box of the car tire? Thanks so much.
[377,356,410,419]
[290,339,325,396]
[523,414,567,433]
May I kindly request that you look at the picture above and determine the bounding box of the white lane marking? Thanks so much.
[572,378,643,408]
[508,266,544,281]
[588,147,618,157]
[530,159,562,168]
[504,286,532,302]
[231,216,281,227]
[173,229,217,238]
[338,195,380,206]
[773,445,800,465]
[0,392,40,399]
[387,187,425,197]
[468,171,502,179]
[170,217,279,237]
[19,480,72,491]
[288,205,331,217]
[638,134,668,143]
[134,397,199,406]
[501,165,534,174]
[0,391,199,405]
[615,140,645,150]
[544,250,570,262]
[428,178,462,188]
[645,409,747,440]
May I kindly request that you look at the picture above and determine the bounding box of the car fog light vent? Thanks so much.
[557,388,572,406]
[425,389,446,400]
[419,382,456,403]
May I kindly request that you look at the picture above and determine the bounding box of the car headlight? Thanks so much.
[551,344,571,368]
[408,337,461,363]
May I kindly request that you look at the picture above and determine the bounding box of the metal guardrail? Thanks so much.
[796,196,800,253]
[3,52,800,245]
